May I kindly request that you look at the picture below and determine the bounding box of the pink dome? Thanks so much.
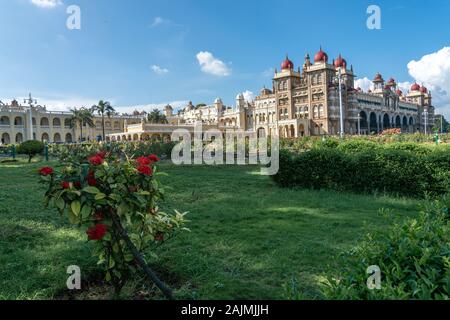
[411,83,421,91]
[334,54,347,68]
[281,55,294,70]
[314,47,328,63]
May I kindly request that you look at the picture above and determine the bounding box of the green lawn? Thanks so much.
[0,160,422,299]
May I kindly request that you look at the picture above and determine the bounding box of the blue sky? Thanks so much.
[1,0,449,117]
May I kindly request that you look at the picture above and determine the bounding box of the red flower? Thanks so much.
[86,224,107,241]
[74,181,82,189]
[88,170,95,177]
[155,232,164,242]
[61,181,71,189]
[136,156,151,166]
[39,167,54,176]
[148,154,160,162]
[89,155,103,166]
[137,165,153,176]
[87,177,97,186]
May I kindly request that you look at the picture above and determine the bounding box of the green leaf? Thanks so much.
[105,271,111,282]
[117,202,128,216]
[55,197,65,210]
[68,210,78,224]
[80,205,91,219]
[83,186,100,194]
[95,193,106,200]
[71,200,81,216]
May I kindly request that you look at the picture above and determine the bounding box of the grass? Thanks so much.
[0,160,422,300]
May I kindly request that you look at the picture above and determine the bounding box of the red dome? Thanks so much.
[411,83,420,91]
[334,54,347,68]
[396,89,403,95]
[420,86,428,93]
[314,47,328,63]
[373,73,383,82]
[281,56,294,70]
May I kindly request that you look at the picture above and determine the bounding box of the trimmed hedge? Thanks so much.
[273,148,450,197]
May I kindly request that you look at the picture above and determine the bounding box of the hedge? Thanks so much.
[273,148,450,197]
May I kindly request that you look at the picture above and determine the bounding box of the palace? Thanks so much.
[1,47,436,144]
[0,98,142,144]
[108,47,435,142]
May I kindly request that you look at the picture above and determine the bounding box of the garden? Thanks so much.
[0,135,448,300]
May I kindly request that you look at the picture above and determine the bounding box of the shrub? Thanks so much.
[17,140,45,163]
[273,147,450,197]
[38,150,188,297]
[321,194,449,300]
[336,139,381,153]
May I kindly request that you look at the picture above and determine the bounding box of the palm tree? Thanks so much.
[147,108,168,124]
[91,100,115,141]
[70,107,95,142]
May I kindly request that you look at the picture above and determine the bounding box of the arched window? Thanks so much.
[40,117,49,126]
[53,118,61,127]
[318,105,324,118]
[313,106,319,119]
[0,116,10,125]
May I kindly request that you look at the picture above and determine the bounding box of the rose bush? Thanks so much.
[39,150,188,297]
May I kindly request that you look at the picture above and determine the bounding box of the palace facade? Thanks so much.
[0,99,142,144]
[108,47,435,142]
[1,47,436,144]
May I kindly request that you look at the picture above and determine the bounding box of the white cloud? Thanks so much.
[196,51,231,77]
[407,47,450,117]
[354,77,373,92]
[241,90,254,102]
[30,0,63,8]
[151,65,169,75]
[116,101,189,114]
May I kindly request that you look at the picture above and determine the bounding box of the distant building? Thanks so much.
[109,48,435,141]
[0,99,142,144]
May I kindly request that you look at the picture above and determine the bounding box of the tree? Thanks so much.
[91,101,115,141]
[70,107,95,142]
[17,140,44,163]
[147,109,168,124]
[195,103,207,109]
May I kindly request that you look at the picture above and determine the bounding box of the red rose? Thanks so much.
[87,177,97,186]
[148,154,160,162]
[155,232,164,242]
[39,167,54,176]
[86,224,107,241]
[89,155,103,166]
[74,181,82,189]
[136,156,151,166]
[61,181,71,189]
[137,165,153,176]
[88,170,95,177]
